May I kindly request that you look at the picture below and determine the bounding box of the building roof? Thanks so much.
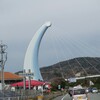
[11,80,44,87]
[0,72,23,80]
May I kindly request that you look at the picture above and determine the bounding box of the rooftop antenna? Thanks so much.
[0,41,7,93]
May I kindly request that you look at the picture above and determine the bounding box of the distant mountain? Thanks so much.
[40,57,100,81]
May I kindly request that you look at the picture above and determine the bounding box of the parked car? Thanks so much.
[85,87,92,93]
[92,87,98,93]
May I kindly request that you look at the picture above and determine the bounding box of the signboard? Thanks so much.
[68,78,76,83]
[58,85,61,89]
[19,73,34,76]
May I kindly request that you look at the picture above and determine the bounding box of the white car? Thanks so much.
[69,85,88,100]
[92,88,98,93]
[72,89,88,100]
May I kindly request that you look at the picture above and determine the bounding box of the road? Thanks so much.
[53,93,100,100]
[88,93,100,100]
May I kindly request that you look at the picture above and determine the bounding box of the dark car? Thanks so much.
[86,87,92,93]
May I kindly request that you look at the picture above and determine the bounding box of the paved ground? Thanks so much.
[52,94,71,100]
[53,93,100,100]
[89,93,100,100]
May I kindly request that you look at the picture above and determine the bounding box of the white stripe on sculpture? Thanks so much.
[23,22,51,80]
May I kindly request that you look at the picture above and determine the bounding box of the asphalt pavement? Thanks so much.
[53,93,100,100]
[89,93,100,100]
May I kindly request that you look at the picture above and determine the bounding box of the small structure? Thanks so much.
[0,72,23,84]
[10,80,51,94]
[11,80,44,88]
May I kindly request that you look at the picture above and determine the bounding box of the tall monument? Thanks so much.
[23,22,51,80]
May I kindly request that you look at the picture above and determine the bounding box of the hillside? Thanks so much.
[40,57,100,81]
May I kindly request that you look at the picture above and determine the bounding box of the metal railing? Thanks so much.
[0,89,42,100]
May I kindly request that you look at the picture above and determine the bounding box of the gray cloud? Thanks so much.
[0,0,100,72]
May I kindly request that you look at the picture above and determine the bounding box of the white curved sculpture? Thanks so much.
[23,22,51,80]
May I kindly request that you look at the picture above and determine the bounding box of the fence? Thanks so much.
[0,89,42,100]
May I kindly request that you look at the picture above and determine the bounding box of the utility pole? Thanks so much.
[21,69,34,90]
[0,41,7,92]
[23,69,26,90]
[28,69,31,90]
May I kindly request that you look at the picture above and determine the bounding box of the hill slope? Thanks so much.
[40,57,100,81]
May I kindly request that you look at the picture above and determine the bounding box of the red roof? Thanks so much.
[11,80,44,87]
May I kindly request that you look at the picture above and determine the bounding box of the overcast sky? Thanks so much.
[0,0,100,72]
